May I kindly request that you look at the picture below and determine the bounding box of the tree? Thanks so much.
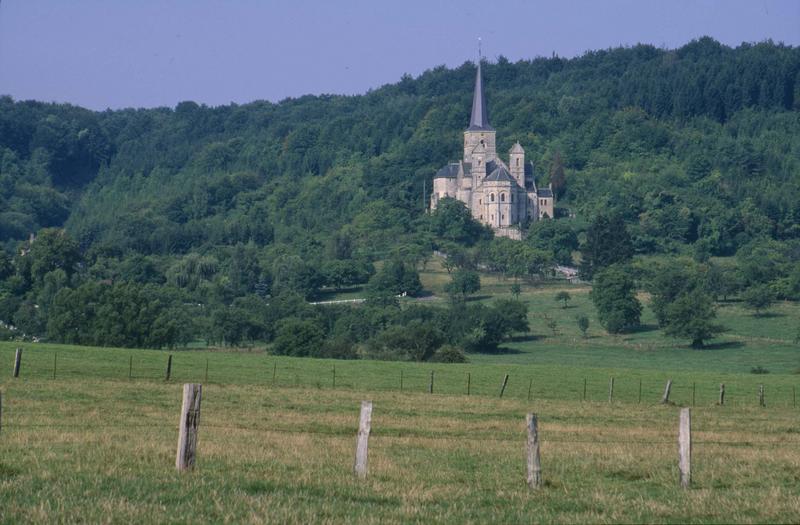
[444,270,481,301]
[549,151,566,199]
[510,283,521,299]
[590,265,641,334]
[663,290,724,348]
[272,318,325,357]
[429,197,492,245]
[554,291,571,308]
[579,214,633,280]
[742,284,775,316]
[366,259,422,297]
[576,315,590,338]
[367,321,444,361]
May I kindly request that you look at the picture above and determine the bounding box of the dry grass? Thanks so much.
[1,378,799,523]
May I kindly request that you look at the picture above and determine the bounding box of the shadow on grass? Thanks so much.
[626,323,660,334]
[697,341,746,351]
[507,334,542,343]
[469,346,525,355]
[751,311,785,319]
[466,294,494,302]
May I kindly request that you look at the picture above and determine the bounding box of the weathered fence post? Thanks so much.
[400,370,404,392]
[332,365,336,389]
[499,374,509,398]
[13,348,22,378]
[128,355,133,380]
[692,382,696,407]
[466,372,470,396]
[272,362,277,383]
[526,413,542,489]
[793,386,796,408]
[661,379,673,404]
[582,378,587,401]
[176,384,202,471]
[608,377,614,403]
[638,379,642,404]
[52,353,57,380]
[758,384,766,408]
[0,390,3,434]
[527,378,533,401]
[165,354,173,381]
[353,401,373,479]
[719,383,725,405]
[204,358,209,383]
[428,371,434,394]
[678,408,691,488]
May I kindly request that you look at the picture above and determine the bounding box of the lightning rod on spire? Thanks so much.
[478,37,482,60]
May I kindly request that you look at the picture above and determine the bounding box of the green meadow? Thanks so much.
[1,261,799,523]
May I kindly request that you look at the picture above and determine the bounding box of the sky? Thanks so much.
[1,0,799,111]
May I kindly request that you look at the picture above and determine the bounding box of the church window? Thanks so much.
[478,199,481,204]
[490,193,495,202]
[500,193,505,202]
[501,214,505,220]
[516,158,520,167]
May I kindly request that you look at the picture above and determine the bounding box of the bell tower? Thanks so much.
[463,58,496,164]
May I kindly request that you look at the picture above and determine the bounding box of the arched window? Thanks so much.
[490,193,495,202]
[500,193,505,202]
[516,158,520,167]
[478,199,481,205]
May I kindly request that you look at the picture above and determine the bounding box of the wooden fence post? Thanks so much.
[758,384,765,408]
[499,374,509,398]
[608,377,614,403]
[638,379,642,404]
[176,384,202,471]
[793,386,796,408]
[692,382,696,407]
[0,390,3,434]
[661,379,673,404]
[527,378,533,401]
[332,365,336,389]
[678,408,691,488]
[428,371,434,394]
[400,370,403,392]
[165,354,173,381]
[353,401,373,479]
[204,358,209,383]
[719,383,725,405]
[526,413,542,489]
[466,373,470,396]
[13,348,22,378]
[128,355,133,380]
[582,378,587,401]
[272,362,277,383]
[52,353,57,380]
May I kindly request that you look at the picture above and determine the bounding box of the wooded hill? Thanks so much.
[0,37,798,349]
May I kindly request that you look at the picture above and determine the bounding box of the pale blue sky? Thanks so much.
[1,0,798,110]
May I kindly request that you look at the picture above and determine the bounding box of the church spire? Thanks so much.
[467,56,493,131]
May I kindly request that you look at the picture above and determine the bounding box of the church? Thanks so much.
[430,60,554,239]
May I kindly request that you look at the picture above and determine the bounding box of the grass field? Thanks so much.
[1,257,799,523]
[1,343,800,523]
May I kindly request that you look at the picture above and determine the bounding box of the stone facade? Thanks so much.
[431,61,554,238]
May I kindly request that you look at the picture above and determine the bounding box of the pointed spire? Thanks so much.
[468,59,493,131]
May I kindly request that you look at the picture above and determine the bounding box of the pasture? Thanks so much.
[1,343,799,523]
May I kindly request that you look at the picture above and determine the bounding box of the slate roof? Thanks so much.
[466,62,494,131]
[538,188,554,198]
[434,163,460,179]
[485,166,515,183]
[510,142,524,153]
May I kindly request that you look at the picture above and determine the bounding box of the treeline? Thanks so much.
[0,37,799,352]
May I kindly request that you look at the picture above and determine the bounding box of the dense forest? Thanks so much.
[0,37,798,355]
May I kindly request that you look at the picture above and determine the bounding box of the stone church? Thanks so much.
[430,60,554,239]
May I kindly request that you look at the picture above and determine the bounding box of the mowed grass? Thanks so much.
[1,373,799,523]
[417,258,800,375]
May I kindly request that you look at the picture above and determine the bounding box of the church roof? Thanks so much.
[510,142,524,153]
[485,166,515,183]
[538,188,553,198]
[466,61,494,132]
[434,163,460,179]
